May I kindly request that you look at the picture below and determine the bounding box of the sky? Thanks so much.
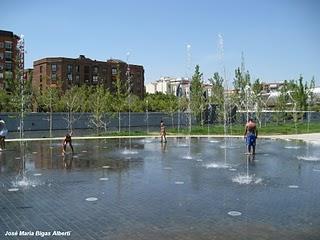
[1,0,320,86]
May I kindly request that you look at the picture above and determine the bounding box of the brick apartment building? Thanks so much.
[0,30,20,90]
[33,55,145,98]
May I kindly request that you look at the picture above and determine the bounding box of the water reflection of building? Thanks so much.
[31,139,145,171]
[0,150,21,173]
[33,142,63,169]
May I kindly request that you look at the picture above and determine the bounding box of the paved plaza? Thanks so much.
[1,136,320,240]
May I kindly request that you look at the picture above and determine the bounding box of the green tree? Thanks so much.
[0,90,10,112]
[128,94,144,112]
[24,71,34,112]
[36,85,61,137]
[232,67,251,110]
[209,72,224,122]
[163,94,179,127]
[37,87,62,112]
[296,76,309,111]
[309,76,317,111]
[286,76,312,122]
[145,92,169,112]
[112,64,127,132]
[252,78,263,95]
[4,65,17,97]
[190,65,205,125]
[275,80,290,124]
[60,85,88,131]
[178,96,189,112]
[88,85,112,133]
[251,78,264,126]
[5,64,33,112]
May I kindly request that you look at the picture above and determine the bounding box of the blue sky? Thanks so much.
[1,0,320,85]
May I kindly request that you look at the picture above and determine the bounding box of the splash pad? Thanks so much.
[1,136,320,239]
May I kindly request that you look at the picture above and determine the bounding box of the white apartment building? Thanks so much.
[145,76,212,99]
[145,77,190,96]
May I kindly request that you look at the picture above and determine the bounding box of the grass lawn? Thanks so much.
[96,122,320,136]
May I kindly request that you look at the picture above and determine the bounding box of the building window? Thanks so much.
[51,64,57,73]
[51,73,57,81]
[84,74,89,83]
[40,66,43,73]
[4,51,12,60]
[67,64,72,73]
[0,73,3,79]
[93,66,98,74]
[112,68,117,75]
[5,71,13,80]
[4,41,12,50]
[40,75,42,83]
[5,62,12,71]
[75,75,80,83]
[67,73,72,81]
[0,53,3,60]
[84,66,90,83]
[92,75,98,83]
[0,42,4,48]
[0,64,3,71]
[75,65,80,73]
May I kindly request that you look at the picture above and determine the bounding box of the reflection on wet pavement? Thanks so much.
[0,137,320,239]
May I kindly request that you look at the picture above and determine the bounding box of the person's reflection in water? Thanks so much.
[246,154,255,166]
[63,154,73,171]
[161,141,167,153]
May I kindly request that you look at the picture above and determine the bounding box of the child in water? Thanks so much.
[160,120,167,143]
[244,118,258,155]
[0,118,8,150]
[62,132,74,154]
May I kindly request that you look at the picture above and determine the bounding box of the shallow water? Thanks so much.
[0,137,320,239]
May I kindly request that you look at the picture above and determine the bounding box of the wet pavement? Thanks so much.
[0,137,320,240]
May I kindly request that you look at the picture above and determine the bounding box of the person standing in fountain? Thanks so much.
[244,118,258,155]
[62,132,74,155]
[160,120,167,143]
[0,118,8,150]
